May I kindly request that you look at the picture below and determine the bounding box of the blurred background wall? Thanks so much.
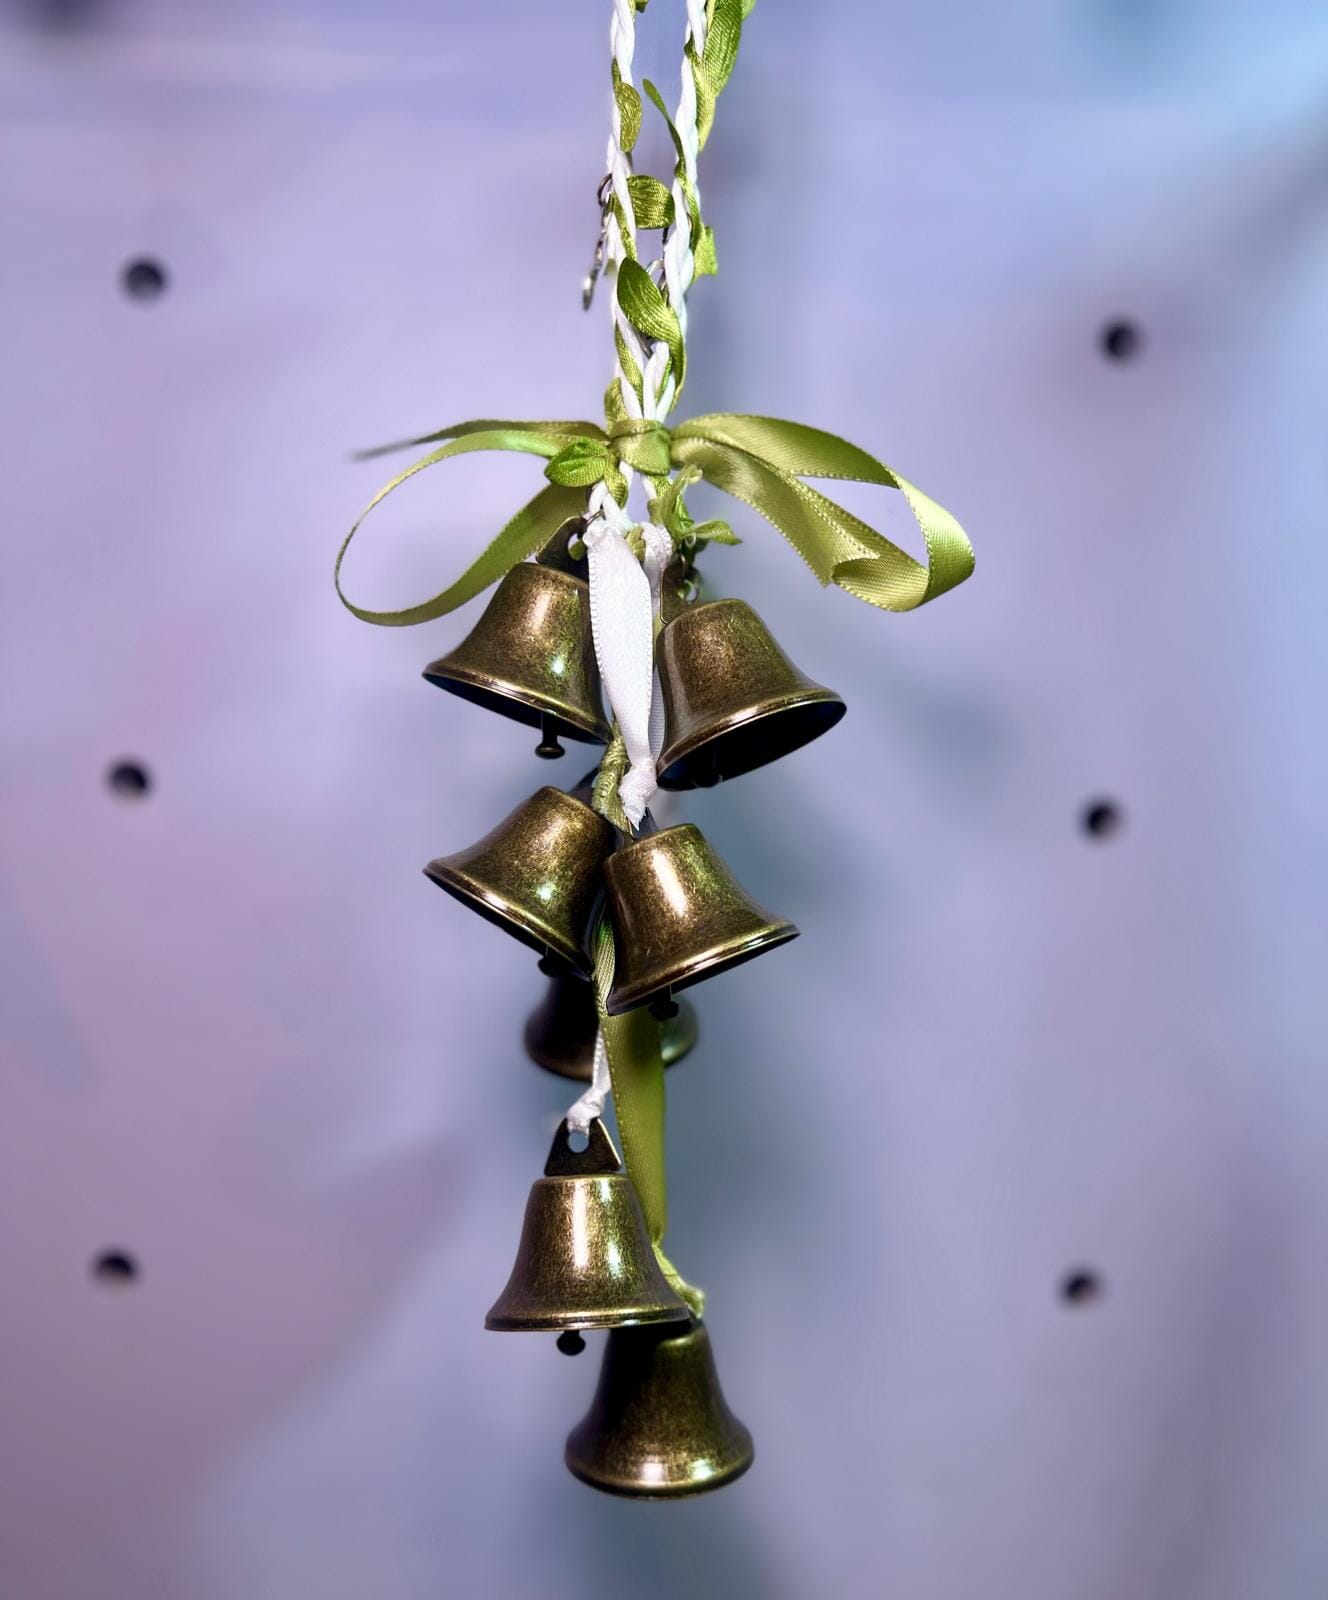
[3,1,1328,1596]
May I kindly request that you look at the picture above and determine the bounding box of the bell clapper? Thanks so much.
[535,714,565,760]
[557,1330,587,1357]
[649,993,680,1022]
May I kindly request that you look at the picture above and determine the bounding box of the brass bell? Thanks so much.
[657,598,846,787]
[486,1119,690,1333]
[424,786,616,974]
[422,561,611,757]
[523,971,699,1082]
[603,824,798,1014]
[565,1319,754,1497]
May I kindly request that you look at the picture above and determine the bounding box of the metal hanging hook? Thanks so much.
[582,175,615,310]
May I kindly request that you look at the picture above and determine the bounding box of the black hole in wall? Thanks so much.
[122,258,167,300]
[1060,1269,1103,1306]
[1100,320,1141,361]
[107,760,152,799]
[1081,799,1122,839]
[92,1250,139,1287]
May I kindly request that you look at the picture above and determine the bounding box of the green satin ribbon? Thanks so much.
[590,914,704,1319]
[335,413,973,624]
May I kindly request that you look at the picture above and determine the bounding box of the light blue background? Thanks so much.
[2,2,1327,1596]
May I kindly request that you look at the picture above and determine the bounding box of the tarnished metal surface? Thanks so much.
[485,1120,690,1333]
[657,599,846,787]
[565,1320,754,1497]
[424,787,615,973]
[603,823,798,1013]
[423,562,610,745]
[523,971,698,1081]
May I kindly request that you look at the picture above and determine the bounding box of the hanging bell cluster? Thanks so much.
[418,537,845,1497]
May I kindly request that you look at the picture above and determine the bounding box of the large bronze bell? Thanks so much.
[422,561,611,755]
[523,971,699,1082]
[424,787,616,974]
[565,1319,754,1497]
[657,598,846,787]
[486,1119,690,1333]
[603,824,798,1014]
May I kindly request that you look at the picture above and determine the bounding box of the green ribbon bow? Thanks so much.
[334,412,974,626]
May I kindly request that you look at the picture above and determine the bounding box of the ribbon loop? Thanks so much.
[335,411,972,629]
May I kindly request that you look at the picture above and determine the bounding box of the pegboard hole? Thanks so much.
[1080,799,1123,839]
[92,1250,139,1287]
[1060,1269,1103,1307]
[1100,320,1142,361]
[107,760,152,799]
[121,258,167,300]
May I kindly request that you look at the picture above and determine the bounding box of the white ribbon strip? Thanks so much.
[583,486,671,827]
[566,1026,613,1135]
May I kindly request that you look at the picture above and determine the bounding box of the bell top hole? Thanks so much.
[122,258,167,300]
[566,1127,590,1154]
[1081,799,1122,839]
[92,1249,139,1287]
[1100,320,1141,361]
[1060,1269,1103,1307]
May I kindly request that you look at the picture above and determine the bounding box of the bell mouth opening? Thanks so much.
[606,922,799,1015]
[423,864,594,976]
[485,1304,691,1333]
[657,695,846,788]
[563,1450,754,1500]
[422,668,609,745]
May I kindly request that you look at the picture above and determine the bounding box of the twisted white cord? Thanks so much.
[566,1027,613,1135]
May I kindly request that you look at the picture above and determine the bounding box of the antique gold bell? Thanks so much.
[523,971,699,1082]
[565,1319,754,1497]
[603,824,798,1014]
[422,561,611,756]
[656,598,846,787]
[424,787,616,974]
[486,1119,690,1333]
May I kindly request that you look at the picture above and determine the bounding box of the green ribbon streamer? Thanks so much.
[591,915,704,1319]
[335,413,973,625]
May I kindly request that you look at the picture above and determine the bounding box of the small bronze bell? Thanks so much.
[486,1119,690,1333]
[565,1319,754,1497]
[424,787,616,974]
[422,561,611,755]
[657,598,846,787]
[523,971,699,1082]
[603,824,798,1014]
